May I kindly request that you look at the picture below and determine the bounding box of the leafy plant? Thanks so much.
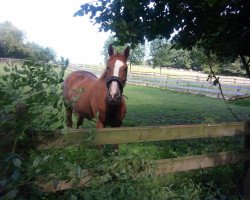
[0,60,67,199]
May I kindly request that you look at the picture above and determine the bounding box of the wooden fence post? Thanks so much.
[243,119,250,199]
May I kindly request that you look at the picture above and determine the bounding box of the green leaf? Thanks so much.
[4,66,10,72]
[33,156,42,167]
[70,194,78,200]
[11,170,20,180]
[2,75,9,81]
[3,190,18,199]
[13,158,21,168]
[61,127,69,135]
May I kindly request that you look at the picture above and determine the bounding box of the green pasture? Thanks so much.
[77,84,249,129]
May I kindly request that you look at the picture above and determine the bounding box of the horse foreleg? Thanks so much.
[66,106,73,128]
[77,114,84,129]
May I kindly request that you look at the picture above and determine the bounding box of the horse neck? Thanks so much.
[96,70,108,90]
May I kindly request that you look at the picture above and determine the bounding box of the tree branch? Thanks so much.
[207,56,240,121]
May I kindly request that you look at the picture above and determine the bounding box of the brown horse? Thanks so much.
[63,45,130,134]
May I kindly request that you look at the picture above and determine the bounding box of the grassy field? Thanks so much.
[77,84,249,129]
[123,85,249,126]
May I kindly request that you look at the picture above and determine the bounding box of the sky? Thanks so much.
[0,0,110,64]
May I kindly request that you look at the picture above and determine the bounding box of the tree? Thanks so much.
[150,39,192,69]
[0,21,28,58]
[102,36,145,69]
[0,21,56,62]
[75,0,250,77]
[26,42,56,62]
[129,43,145,66]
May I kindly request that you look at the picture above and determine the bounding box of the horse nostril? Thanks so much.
[109,91,121,101]
[114,91,121,99]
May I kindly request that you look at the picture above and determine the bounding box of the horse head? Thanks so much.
[105,44,130,105]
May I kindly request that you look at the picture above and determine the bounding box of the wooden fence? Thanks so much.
[34,121,250,197]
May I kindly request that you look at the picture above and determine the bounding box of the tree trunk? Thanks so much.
[240,54,250,78]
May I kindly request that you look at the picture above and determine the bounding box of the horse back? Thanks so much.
[63,70,97,102]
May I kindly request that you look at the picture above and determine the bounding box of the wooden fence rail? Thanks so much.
[36,122,248,149]
[34,121,250,197]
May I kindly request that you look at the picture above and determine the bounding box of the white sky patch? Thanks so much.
[0,0,110,64]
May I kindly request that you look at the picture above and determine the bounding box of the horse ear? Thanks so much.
[124,46,130,60]
[108,44,114,57]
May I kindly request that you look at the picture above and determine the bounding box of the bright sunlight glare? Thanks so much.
[0,0,110,64]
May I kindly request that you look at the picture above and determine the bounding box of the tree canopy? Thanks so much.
[0,21,56,62]
[75,0,250,77]
[0,21,27,58]
[150,39,193,69]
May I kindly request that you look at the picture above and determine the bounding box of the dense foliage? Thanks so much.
[150,39,192,69]
[0,21,56,62]
[0,60,67,199]
[75,0,250,77]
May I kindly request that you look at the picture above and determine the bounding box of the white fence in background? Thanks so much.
[1,58,249,99]
[67,64,250,99]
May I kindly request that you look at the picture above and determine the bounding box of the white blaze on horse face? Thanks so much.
[109,60,124,99]
[113,60,124,77]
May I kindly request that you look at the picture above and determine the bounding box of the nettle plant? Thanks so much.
[1,60,67,131]
[0,59,67,199]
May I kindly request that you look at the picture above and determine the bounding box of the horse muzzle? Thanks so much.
[107,91,122,105]
[106,76,125,105]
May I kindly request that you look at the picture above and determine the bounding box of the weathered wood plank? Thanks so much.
[156,149,250,175]
[37,175,92,192]
[36,122,249,149]
[38,150,250,192]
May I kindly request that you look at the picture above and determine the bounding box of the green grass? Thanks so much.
[78,84,249,129]
[123,84,249,126]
